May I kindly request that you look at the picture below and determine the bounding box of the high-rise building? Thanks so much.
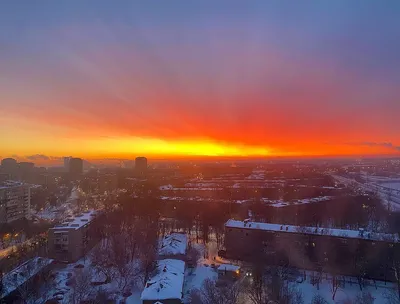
[1,158,18,179]
[0,181,31,223]
[63,156,71,172]
[18,161,35,182]
[135,157,148,175]
[68,158,83,177]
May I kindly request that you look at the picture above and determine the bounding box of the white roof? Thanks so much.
[0,180,25,190]
[1,257,54,298]
[51,210,98,230]
[158,233,187,256]
[141,259,185,301]
[218,264,240,272]
[225,219,399,243]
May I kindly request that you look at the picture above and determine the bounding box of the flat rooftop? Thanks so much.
[51,210,99,230]
[225,219,399,243]
[0,180,25,190]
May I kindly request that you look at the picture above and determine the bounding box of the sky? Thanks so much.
[1,1,400,162]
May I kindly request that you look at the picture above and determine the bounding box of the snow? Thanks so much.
[294,271,396,303]
[141,259,185,301]
[158,233,188,256]
[159,184,173,190]
[1,257,54,299]
[225,219,399,242]
[184,183,220,187]
[332,174,400,211]
[51,210,99,230]
[217,264,240,272]
[161,187,223,191]
[246,170,266,180]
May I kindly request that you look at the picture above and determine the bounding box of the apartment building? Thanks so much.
[225,219,400,281]
[0,181,31,223]
[48,210,102,262]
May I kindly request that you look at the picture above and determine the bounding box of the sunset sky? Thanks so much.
[1,1,400,162]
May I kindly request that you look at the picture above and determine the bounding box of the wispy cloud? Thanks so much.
[348,142,400,152]
[26,154,50,161]
[25,154,63,161]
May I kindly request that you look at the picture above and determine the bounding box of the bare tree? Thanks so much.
[354,291,375,304]
[246,266,302,304]
[201,278,241,304]
[90,242,114,284]
[384,287,400,304]
[311,294,328,304]
[69,268,94,304]
[187,246,201,266]
[246,271,269,304]
[189,289,204,304]
[393,259,400,301]
[330,275,342,300]
[355,256,367,291]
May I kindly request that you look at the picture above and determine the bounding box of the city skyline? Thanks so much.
[1,1,400,159]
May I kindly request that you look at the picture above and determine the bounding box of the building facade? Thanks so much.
[68,157,83,177]
[225,219,400,282]
[135,157,148,175]
[48,210,102,262]
[0,158,18,179]
[0,181,31,223]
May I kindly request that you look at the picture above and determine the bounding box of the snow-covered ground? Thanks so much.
[332,174,400,211]
[294,271,395,303]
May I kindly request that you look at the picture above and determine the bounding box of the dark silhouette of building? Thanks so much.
[135,157,148,175]
[1,158,18,179]
[68,157,83,177]
[63,156,71,172]
[18,162,34,182]
[225,219,399,282]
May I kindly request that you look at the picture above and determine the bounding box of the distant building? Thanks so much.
[141,259,185,304]
[135,157,148,175]
[18,161,35,182]
[63,156,71,171]
[0,181,31,223]
[68,157,83,177]
[1,158,18,179]
[48,210,102,262]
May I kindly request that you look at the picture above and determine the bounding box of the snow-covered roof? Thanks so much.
[225,219,399,243]
[218,264,240,272]
[1,257,54,298]
[158,233,187,256]
[141,259,185,301]
[0,180,26,190]
[51,210,99,230]
[159,184,174,190]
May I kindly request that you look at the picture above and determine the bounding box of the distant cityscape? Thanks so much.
[1,156,400,303]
